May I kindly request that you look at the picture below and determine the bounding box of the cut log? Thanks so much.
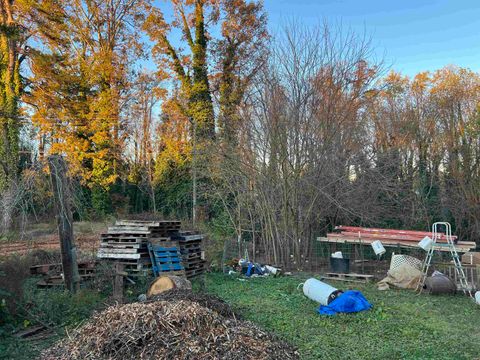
[147,275,192,298]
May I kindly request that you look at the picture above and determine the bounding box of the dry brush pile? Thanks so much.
[41,294,298,360]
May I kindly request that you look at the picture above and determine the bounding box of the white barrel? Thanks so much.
[303,278,338,305]
[418,236,433,251]
[371,240,386,256]
[475,291,480,305]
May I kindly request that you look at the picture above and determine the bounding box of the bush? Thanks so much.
[0,256,33,319]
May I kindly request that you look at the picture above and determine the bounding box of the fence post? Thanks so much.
[48,155,80,292]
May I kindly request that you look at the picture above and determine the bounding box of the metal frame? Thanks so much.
[417,222,472,297]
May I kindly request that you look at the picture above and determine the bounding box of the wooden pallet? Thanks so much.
[185,268,205,278]
[321,273,374,283]
[30,262,96,275]
[173,235,204,242]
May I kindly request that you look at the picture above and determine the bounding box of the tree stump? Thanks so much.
[147,275,192,298]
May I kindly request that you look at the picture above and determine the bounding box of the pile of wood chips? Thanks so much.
[148,289,236,319]
[41,297,298,360]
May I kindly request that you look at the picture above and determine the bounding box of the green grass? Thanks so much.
[201,273,480,360]
[1,279,109,360]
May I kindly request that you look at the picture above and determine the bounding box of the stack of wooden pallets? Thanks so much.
[30,261,96,288]
[97,220,181,276]
[97,220,205,278]
[171,231,206,278]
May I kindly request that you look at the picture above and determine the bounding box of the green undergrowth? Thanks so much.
[200,272,480,360]
[1,278,109,360]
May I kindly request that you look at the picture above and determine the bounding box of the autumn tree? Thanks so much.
[0,0,65,229]
[127,71,165,212]
[0,0,22,191]
[28,0,149,193]
[212,0,268,146]
[144,0,268,146]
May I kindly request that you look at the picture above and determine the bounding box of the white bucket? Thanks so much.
[303,278,338,306]
[418,236,433,251]
[475,291,480,305]
[371,240,386,256]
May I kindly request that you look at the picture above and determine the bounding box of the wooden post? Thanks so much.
[113,262,125,303]
[48,155,80,292]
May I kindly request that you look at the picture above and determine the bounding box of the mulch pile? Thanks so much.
[148,289,236,319]
[41,295,298,360]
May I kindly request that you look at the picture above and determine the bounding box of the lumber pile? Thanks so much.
[97,220,205,279]
[41,299,298,360]
[318,226,476,252]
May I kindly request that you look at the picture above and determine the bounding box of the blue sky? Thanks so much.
[263,0,480,76]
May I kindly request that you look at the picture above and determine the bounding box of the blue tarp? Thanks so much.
[317,290,372,316]
[244,262,265,277]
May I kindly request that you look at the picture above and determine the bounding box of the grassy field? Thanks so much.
[201,273,480,360]
[2,271,479,359]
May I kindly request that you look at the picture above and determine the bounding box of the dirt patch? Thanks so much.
[0,234,99,257]
[41,300,298,360]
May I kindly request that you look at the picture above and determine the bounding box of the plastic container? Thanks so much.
[303,278,342,305]
[418,236,433,251]
[371,240,386,256]
[331,251,343,259]
[330,257,350,273]
[475,291,480,305]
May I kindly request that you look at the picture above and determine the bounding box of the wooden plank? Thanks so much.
[100,243,145,249]
[97,252,144,259]
[115,220,181,227]
[320,276,370,284]
[328,232,451,243]
[317,237,475,252]
[324,272,373,279]
[97,247,147,254]
[14,325,47,338]
[335,225,457,240]
[172,234,204,241]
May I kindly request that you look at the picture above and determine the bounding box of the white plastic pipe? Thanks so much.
[303,278,338,306]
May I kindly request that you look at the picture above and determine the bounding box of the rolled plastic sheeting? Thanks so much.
[303,278,342,306]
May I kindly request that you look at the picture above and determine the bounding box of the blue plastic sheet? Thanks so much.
[317,290,372,316]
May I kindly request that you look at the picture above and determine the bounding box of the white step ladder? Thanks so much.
[417,222,472,297]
